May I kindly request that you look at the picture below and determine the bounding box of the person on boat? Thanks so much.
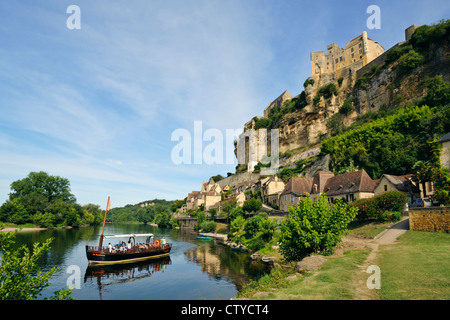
[127,240,132,250]
[108,243,112,253]
[161,237,166,245]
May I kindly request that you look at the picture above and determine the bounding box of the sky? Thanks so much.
[0,0,449,208]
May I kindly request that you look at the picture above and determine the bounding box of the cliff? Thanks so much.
[235,21,450,177]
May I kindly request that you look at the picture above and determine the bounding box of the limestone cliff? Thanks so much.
[236,22,450,175]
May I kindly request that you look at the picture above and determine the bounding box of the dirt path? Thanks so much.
[349,218,409,300]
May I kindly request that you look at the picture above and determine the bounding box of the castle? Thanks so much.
[237,26,421,172]
[310,31,385,88]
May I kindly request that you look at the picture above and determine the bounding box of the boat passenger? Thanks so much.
[161,237,166,245]
[127,240,132,250]
[108,243,112,253]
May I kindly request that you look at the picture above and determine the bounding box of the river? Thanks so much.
[6,223,271,300]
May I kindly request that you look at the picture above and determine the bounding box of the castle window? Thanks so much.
[340,56,343,62]
[351,47,354,52]
[359,43,362,48]
[351,53,354,58]
[335,58,338,64]
[359,49,363,54]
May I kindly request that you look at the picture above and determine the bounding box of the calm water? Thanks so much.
[6,224,271,300]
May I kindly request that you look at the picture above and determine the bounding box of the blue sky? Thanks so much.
[0,1,449,208]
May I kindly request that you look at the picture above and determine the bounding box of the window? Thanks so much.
[351,53,354,58]
[351,47,354,52]
[335,58,338,64]
[349,194,354,202]
[384,185,387,191]
[285,195,287,201]
[340,56,343,62]
[291,195,294,202]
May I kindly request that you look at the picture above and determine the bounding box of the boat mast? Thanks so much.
[98,196,110,248]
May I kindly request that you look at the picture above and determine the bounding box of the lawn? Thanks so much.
[375,230,450,300]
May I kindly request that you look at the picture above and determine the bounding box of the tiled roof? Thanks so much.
[281,177,314,196]
[323,170,376,196]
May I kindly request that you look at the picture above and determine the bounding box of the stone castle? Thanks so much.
[236,25,423,172]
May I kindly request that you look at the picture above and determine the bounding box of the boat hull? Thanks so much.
[86,245,171,265]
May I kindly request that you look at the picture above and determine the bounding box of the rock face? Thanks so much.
[236,29,449,167]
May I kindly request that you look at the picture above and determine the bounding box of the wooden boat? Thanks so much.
[86,197,171,265]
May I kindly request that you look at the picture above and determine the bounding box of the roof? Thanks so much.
[323,170,376,196]
[281,177,314,196]
[440,132,450,143]
[376,174,420,192]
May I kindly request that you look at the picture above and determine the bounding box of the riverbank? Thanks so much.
[0,226,47,233]
[236,218,450,300]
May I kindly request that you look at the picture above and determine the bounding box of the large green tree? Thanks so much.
[9,171,76,203]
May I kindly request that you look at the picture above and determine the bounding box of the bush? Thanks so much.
[350,191,407,221]
[200,221,217,233]
[380,211,402,222]
[279,195,357,261]
[397,50,424,74]
[385,44,413,65]
[340,97,355,115]
[317,83,338,100]
[303,78,315,88]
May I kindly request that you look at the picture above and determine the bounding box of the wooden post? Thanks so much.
[98,196,110,249]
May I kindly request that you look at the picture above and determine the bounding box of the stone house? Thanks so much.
[279,177,314,212]
[186,178,222,211]
[317,170,376,203]
[261,176,285,204]
[374,174,421,204]
[279,169,377,211]
[439,132,450,171]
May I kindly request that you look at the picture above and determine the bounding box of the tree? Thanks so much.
[0,226,72,300]
[9,171,76,203]
[242,198,262,214]
[279,194,357,261]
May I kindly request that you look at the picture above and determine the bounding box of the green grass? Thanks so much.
[237,249,371,300]
[375,230,450,300]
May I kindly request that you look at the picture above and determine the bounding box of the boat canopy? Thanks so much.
[103,233,154,239]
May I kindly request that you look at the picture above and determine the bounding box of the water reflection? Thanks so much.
[185,241,272,291]
[84,257,172,300]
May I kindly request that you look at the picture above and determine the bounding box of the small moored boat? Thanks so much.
[195,236,211,241]
[86,197,172,265]
[261,255,274,265]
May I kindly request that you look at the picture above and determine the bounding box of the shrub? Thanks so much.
[375,191,407,213]
[200,221,217,233]
[317,83,338,100]
[385,44,413,65]
[279,195,357,261]
[340,97,355,115]
[350,191,407,221]
[397,50,424,74]
[380,211,402,222]
[303,78,315,88]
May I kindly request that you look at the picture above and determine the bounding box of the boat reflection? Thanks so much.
[84,256,171,299]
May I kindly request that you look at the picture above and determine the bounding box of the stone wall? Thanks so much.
[409,207,450,233]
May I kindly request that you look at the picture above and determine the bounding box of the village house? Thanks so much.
[186,178,222,211]
[319,170,377,203]
[374,174,421,204]
[279,169,377,212]
[279,177,314,212]
[261,176,285,205]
